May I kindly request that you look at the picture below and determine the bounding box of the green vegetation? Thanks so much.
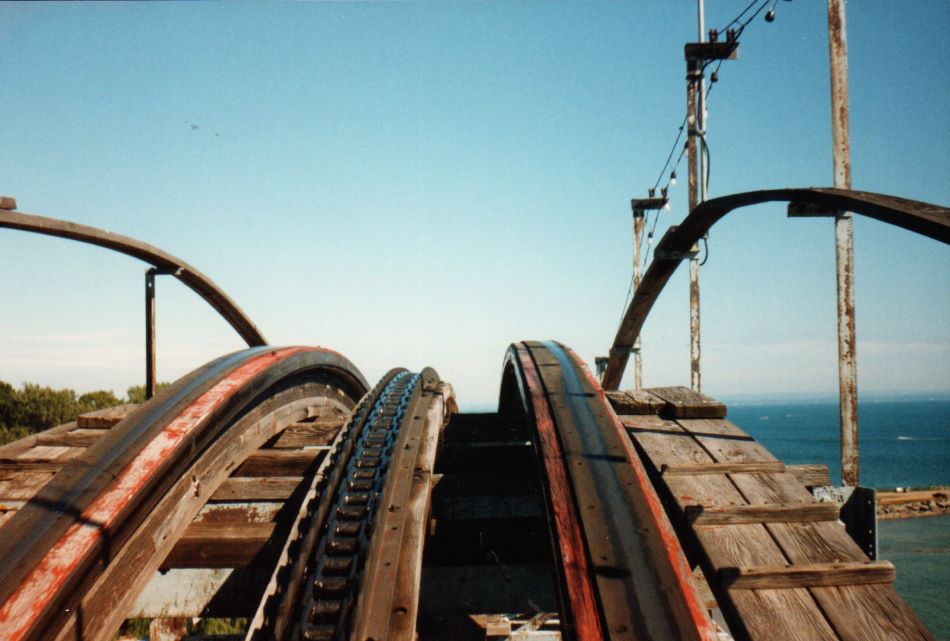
[115,617,246,639]
[0,380,169,446]
[125,382,171,404]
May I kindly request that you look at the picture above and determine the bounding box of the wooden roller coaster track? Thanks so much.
[0,187,945,640]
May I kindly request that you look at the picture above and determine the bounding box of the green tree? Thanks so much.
[15,383,80,430]
[126,382,171,404]
[0,380,16,428]
[78,390,121,414]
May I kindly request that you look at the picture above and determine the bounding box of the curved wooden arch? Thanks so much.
[499,340,717,641]
[0,346,367,641]
[602,187,950,390]
[0,209,267,346]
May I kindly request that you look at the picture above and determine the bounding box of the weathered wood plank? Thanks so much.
[233,448,328,476]
[662,461,785,476]
[729,472,817,505]
[686,503,840,525]
[622,414,715,476]
[605,389,665,415]
[0,471,56,500]
[730,588,839,641]
[720,560,894,588]
[648,387,727,419]
[210,476,303,501]
[0,422,78,460]
[192,501,283,525]
[677,418,779,465]
[35,431,103,448]
[767,521,867,565]
[266,419,344,448]
[17,445,83,462]
[76,404,137,429]
[0,461,64,472]
[786,464,832,488]
[811,585,936,641]
[162,522,275,569]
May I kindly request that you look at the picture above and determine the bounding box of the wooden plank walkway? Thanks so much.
[0,402,351,620]
[605,387,935,641]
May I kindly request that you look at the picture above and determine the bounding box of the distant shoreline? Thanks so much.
[876,486,949,520]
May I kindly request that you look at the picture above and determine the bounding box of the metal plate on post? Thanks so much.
[812,485,878,560]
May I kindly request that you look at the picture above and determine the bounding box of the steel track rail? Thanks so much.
[0,347,367,641]
[603,187,950,390]
[246,369,406,641]
[284,368,446,641]
[502,341,717,641]
[0,209,266,346]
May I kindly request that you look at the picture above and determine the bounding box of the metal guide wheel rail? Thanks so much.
[277,367,444,641]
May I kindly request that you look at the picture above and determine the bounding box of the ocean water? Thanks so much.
[727,399,950,489]
[879,515,950,640]
[728,398,949,638]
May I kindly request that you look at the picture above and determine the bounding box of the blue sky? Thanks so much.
[1,2,947,408]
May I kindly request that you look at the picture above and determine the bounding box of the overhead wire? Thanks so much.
[624,0,786,324]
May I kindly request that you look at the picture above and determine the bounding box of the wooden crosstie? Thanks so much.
[606,386,934,641]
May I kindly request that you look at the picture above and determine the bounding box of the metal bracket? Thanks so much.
[655,241,700,261]
[685,41,739,62]
[630,197,668,216]
[812,485,878,559]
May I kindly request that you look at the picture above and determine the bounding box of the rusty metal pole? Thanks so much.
[145,268,157,400]
[828,0,858,486]
[687,60,702,392]
[632,207,645,388]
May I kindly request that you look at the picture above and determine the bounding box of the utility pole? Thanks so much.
[828,0,859,487]
[685,0,737,392]
[693,2,708,393]
[629,194,669,388]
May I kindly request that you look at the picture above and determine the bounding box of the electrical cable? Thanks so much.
[651,114,688,193]
[722,0,761,31]
[700,236,710,266]
[635,0,785,282]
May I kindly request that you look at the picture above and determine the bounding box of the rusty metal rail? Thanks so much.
[603,188,950,390]
[0,209,267,347]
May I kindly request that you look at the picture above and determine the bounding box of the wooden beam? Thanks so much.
[35,432,104,448]
[648,387,727,419]
[267,420,343,448]
[662,461,785,476]
[720,561,895,589]
[604,389,665,415]
[786,464,832,488]
[210,476,303,501]
[233,448,328,476]
[161,522,275,569]
[76,404,138,429]
[686,502,840,525]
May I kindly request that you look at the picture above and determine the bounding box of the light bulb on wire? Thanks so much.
[669,171,677,187]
